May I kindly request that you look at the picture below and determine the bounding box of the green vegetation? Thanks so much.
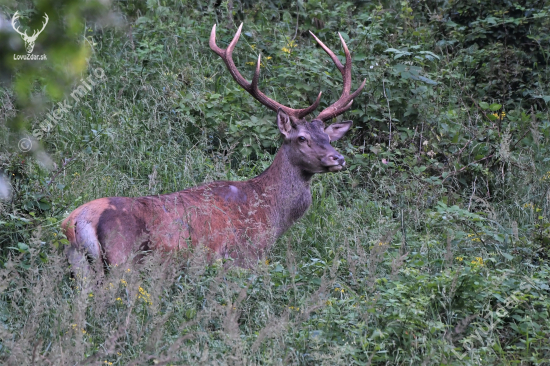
[1,0,550,364]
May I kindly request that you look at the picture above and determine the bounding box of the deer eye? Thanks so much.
[298,136,306,143]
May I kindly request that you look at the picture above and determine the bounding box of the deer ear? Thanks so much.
[277,109,293,137]
[325,121,352,141]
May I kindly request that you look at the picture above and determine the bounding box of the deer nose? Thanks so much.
[329,153,345,166]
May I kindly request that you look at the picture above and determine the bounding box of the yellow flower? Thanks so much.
[120,279,127,286]
[138,286,152,305]
[266,56,272,60]
[468,233,481,242]
[88,293,93,298]
[281,47,291,54]
[265,259,270,265]
[471,257,484,267]
[247,60,267,66]
[455,256,463,261]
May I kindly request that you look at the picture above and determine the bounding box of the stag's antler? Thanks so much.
[31,13,49,39]
[11,12,27,37]
[11,12,48,40]
[309,32,366,122]
[210,23,322,123]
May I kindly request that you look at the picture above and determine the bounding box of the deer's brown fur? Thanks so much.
[62,23,365,273]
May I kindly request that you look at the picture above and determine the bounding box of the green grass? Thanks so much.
[1,0,550,364]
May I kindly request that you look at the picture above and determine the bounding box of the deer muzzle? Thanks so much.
[324,153,346,172]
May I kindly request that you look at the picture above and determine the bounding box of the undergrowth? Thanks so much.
[1,0,550,364]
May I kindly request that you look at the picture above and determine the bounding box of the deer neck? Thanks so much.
[253,144,314,238]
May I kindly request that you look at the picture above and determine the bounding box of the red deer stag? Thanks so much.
[62,24,365,275]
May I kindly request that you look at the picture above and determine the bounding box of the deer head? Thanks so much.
[209,24,365,175]
[12,11,49,54]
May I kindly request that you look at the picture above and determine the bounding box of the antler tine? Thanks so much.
[12,11,27,37]
[317,99,354,121]
[308,31,343,72]
[251,53,261,91]
[34,13,49,37]
[316,78,366,121]
[210,23,322,122]
[310,31,366,122]
[339,33,352,96]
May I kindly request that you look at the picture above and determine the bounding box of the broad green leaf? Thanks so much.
[479,102,490,109]
[416,75,438,85]
[418,51,440,60]
[452,132,460,143]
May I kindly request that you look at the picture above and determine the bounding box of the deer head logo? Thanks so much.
[11,11,48,54]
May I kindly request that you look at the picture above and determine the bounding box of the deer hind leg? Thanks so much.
[66,218,104,286]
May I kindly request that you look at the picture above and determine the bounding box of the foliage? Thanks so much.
[0,0,550,364]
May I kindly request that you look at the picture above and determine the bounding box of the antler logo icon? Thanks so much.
[11,11,49,54]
